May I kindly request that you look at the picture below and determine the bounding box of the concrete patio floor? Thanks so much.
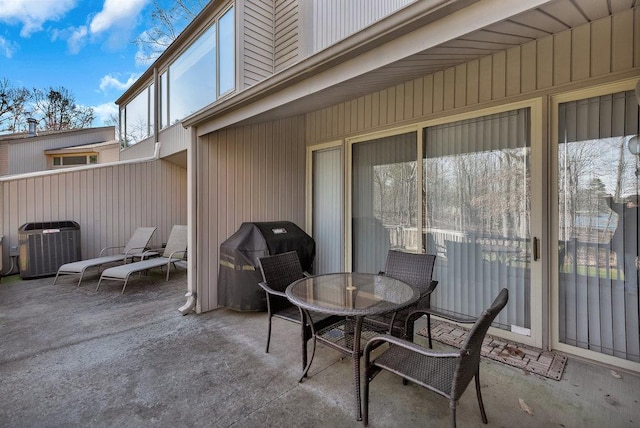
[1,270,639,427]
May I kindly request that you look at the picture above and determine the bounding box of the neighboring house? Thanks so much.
[0,126,118,176]
[3,0,640,374]
[44,140,120,170]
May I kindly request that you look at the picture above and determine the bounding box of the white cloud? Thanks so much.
[134,30,172,66]
[90,0,149,34]
[67,26,88,54]
[99,73,140,92]
[0,0,77,37]
[0,36,18,58]
[92,102,119,125]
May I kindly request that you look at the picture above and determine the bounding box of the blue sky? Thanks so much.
[0,0,166,127]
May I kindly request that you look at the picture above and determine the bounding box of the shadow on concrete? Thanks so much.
[1,270,639,427]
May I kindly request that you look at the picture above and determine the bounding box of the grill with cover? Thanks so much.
[218,221,315,311]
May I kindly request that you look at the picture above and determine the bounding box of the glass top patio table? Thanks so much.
[286,272,419,420]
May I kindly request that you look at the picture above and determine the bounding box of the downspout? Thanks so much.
[178,128,198,315]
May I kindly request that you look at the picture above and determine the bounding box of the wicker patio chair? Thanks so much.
[363,288,509,428]
[258,251,342,371]
[364,250,438,344]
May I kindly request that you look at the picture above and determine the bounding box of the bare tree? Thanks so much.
[31,87,94,131]
[0,78,31,132]
[133,0,208,64]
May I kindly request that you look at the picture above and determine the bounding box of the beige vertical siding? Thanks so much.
[242,0,275,88]
[0,143,8,176]
[312,0,415,52]
[196,116,306,312]
[306,11,640,144]
[159,123,191,158]
[0,159,187,274]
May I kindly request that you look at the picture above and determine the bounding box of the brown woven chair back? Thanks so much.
[384,250,437,312]
[259,251,304,292]
[451,288,509,400]
[384,250,436,294]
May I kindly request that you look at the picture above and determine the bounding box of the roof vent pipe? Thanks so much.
[27,118,38,137]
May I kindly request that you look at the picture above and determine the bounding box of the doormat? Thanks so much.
[417,319,567,380]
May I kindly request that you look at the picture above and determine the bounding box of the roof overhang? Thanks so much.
[183,0,558,136]
[44,140,119,155]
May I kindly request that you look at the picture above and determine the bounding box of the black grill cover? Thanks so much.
[218,221,315,311]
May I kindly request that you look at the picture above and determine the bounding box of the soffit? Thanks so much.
[191,0,635,132]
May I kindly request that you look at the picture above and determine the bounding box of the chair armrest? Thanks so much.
[123,246,149,258]
[99,245,125,257]
[140,248,162,260]
[257,281,287,298]
[167,250,187,261]
[364,333,463,364]
[404,307,477,335]
[414,280,439,304]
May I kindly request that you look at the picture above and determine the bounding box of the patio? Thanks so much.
[1,271,638,427]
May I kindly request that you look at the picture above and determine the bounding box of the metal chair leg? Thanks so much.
[450,400,457,428]
[77,271,85,287]
[265,316,272,353]
[475,373,488,424]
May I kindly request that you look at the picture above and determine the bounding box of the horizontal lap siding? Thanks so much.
[0,160,187,272]
[275,0,299,71]
[196,116,306,312]
[306,10,639,144]
[242,0,275,88]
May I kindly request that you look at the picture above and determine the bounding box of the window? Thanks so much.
[424,109,531,332]
[123,84,154,146]
[160,71,168,129]
[52,155,97,167]
[163,5,235,126]
[124,5,235,133]
[557,90,639,362]
[352,132,417,273]
[219,6,235,95]
[170,24,217,124]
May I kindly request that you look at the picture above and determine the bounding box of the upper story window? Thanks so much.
[121,4,235,143]
[165,4,235,127]
[169,25,217,124]
[218,6,235,94]
[122,84,155,146]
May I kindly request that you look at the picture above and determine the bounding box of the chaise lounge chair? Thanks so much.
[54,227,157,286]
[96,225,187,294]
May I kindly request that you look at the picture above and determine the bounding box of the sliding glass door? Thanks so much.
[555,89,639,363]
[311,145,344,274]
[423,108,532,332]
[351,132,417,274]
